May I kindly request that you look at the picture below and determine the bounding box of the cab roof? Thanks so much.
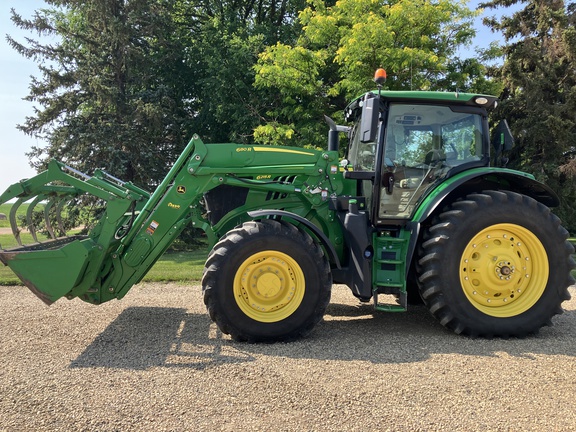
[344,90,498,122]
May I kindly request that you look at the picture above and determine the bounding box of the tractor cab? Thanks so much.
[344,87,497,224]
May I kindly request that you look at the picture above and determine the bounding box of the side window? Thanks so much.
[388,128,434,167]
[384,105,484,170]
[441,116,483,165]
[385,107,435,168]
[348,123,379,171]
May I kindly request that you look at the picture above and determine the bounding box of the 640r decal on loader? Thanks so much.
[1,70,574,341]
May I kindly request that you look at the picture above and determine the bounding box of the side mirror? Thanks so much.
[359,94,380,143]
[491,120,514,153]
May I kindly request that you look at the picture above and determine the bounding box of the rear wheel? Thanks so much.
[202,219,332,342]
[418,190,574,337]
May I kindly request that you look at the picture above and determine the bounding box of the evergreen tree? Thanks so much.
[9,0,196,186]
[482,0,576,232]
[8,0,305,187]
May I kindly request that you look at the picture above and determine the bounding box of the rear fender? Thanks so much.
[413,168,559,224]
[403,168,559,280]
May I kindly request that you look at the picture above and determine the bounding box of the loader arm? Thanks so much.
[0,135,346,305]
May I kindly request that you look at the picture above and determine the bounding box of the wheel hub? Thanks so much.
[256,271,282,298]
[495,261,514,279]
[234,251,305,322]
[460,224,548,317]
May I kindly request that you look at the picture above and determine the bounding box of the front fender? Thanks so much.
[247,209,341,269]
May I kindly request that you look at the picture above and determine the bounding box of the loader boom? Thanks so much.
[0,135,346,305]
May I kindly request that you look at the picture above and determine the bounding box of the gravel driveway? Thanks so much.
[1,283,576,431]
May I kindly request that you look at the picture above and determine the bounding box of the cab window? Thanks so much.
[379,104,484,219]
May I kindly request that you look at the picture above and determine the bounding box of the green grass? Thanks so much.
[0,241,209,286]
[0,232,47,249]
[141,248,209,283]
[1,203,40,229]
[0,203,22,228]
[0,266,22,286]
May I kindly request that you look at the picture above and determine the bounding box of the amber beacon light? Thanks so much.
[374,68,387,85]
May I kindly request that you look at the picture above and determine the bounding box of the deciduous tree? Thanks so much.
[253,0,500,147]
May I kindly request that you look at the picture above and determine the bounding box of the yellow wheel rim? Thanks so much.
[460,223,548,317]
[233,250,306,323]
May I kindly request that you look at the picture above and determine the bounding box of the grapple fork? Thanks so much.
[0,160,150,304]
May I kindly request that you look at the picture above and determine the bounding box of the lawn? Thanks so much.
[0,237,209,286]
[140,248,209,282]
[0,203,31,228]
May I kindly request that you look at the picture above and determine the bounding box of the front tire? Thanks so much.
[202,219,332,342]
[418,190,575,337]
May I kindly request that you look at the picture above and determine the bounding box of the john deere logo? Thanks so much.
[176,185,186,194]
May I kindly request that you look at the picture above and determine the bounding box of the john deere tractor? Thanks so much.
[1,72,574,342]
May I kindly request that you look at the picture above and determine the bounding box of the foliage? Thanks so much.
[8,1,196,187]
[253,0,501,147]
[178,0,307,144]
[8,0,307,247]
[481,0,576,233]
[8,0,306,189]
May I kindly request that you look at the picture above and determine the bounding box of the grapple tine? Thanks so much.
[25,195,45,244]
[9,198,24,246]
[55,198,68,237]
[43,198,57,239]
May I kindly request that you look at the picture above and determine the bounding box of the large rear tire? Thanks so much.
[418,190,574,337]
[202,219,332,342]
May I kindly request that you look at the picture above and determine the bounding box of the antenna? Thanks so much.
[410,32,414,90]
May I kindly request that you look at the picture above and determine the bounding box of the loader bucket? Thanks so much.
[0,159,150,304]
[0,236,93,305]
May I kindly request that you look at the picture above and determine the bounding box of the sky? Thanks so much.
[1,2,46,195]
[0,0,515,195]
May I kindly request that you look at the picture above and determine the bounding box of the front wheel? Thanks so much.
[202,219,332,342]
[418,190,575,337]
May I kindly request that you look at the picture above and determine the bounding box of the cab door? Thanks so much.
[376,103,486,223]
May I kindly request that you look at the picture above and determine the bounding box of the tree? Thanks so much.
[482,0,576,232]
[9,0,197,187]
[177,0,307,144]
[253,0,500,147]
[8,0,306,187]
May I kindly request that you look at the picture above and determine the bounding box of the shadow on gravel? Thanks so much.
[70,307,256,371]
[70,303,576,370]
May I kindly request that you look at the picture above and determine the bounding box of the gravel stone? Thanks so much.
[1,283,576,431]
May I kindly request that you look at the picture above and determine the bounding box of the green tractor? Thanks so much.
[1,73,574,342]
